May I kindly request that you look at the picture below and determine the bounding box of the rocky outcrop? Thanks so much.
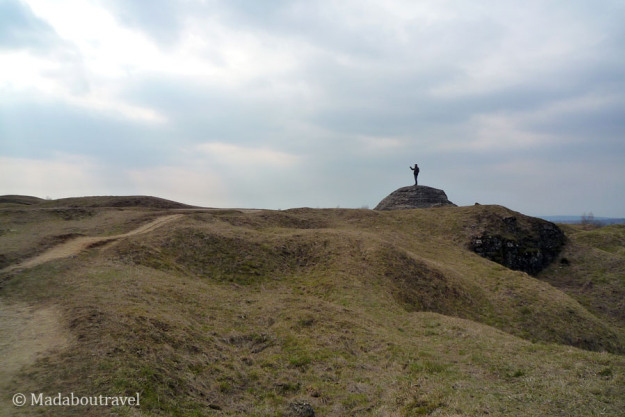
[287,401,315,417]
[374,185,456,210]
[468,210,566,275]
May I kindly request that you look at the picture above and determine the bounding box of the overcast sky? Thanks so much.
[1,0,624,216]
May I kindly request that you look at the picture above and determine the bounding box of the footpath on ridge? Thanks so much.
[0,214,184,274]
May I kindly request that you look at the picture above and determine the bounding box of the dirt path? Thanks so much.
[1,214,184,274]
[0,214,184,413]
[0,303,70,381]
[0,302,70,414]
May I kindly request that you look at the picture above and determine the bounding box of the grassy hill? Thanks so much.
[539,223,625,330]
[1,198,624,416]
[0,195,196,209]
[0,195,45,206]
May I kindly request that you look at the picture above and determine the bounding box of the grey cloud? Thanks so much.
[0,0,57,50]
[107,0,625,150]
[122,76,297,147]
[0,96,172,167]
[4,0,625,216]
[0,0,89,94]
[527,89,625,141]
[218,0,502,66]
[102,0,185,47]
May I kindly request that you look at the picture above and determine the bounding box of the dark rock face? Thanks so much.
[374,185,456,210]
[468,213,566,275]
[287,401,315,417]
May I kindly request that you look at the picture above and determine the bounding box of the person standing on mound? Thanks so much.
[410,164,420,186]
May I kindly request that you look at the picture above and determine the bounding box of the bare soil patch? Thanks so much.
[0,301,70,412]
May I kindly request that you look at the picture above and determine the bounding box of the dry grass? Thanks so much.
[1,202,624,416]
[0,206,172,270]
[539,224,625,329]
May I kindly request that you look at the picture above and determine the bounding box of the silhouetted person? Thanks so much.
[410,164,420,185]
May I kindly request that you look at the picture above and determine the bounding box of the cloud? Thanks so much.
[127,165,229,207]
[102,0,184,47]
[0,153,233,207]
[0,0,57,51]
[0,95,172,166]
[461,113,555,152]
[0,154,103,198]
[197,142,300,168]
[1,0,625,216]
[0,0,167,122]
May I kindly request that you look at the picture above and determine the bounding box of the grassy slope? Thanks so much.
[539,223,625,329]
[0,207,167,270]
[1,204,624,416]
[34,196,197,209]
[0,196,45,206]
[0,195,196,209]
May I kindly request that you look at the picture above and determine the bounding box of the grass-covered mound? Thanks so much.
[1,202,624,416]
[539,223,625,329]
